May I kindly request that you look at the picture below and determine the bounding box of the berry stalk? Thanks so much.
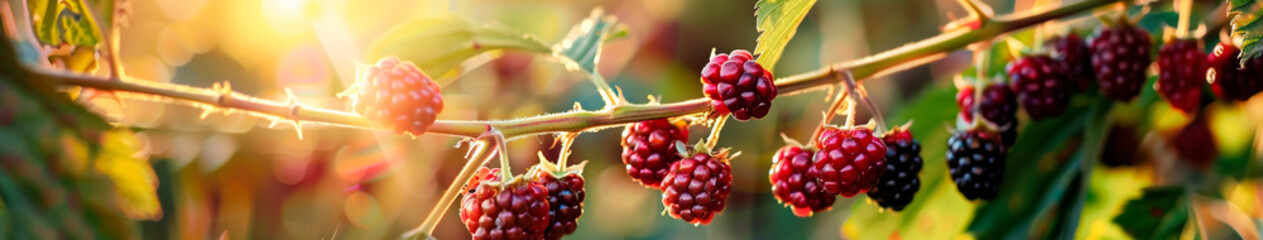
[32,0,1122,141]
[404,139,496,239]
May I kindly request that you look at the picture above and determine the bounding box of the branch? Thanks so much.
[35,0,1121,141]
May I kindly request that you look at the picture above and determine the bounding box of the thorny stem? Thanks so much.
[703,116,728,151]
[555,132,578,168]
[32,0,1122,142]
[405,139,495,239]
[840,71,885,132]
[809,83,850,146]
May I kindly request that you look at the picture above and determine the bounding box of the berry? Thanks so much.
[1170,113,1217,169]
[808,126,887,197]
[956,83,1019,147]
[661,153,733,225]
[463,167,502,195]
[1007,55,1069,120]
[1207,43,1263,101]
[1089,23,1152,101]
[620,119,689,189]
[769,146,835,217]
[700,49,777,120]
[534,171,585,240]
[867,128,923,211]
[946,129,1007,200]
[459,178,551,240]
[1047,33,1094,91]
[1155,39,1207,114]
[354,57,444,135]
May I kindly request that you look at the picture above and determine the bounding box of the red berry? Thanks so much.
[459,178,551,240]
[956,83,1019,147]
[354,57,444,135]
[769,146,835,217]
[1007,55,1069,120]
[808,126,887,197]
[1047,33,1094,91]
[1207,43,1263,101]
[620,119,689,189]
[700,49,777,120]
[868,128,922,211]
[661,153,733,225]
[1089,24,1152,101]
[534,171,585,240]
[463,167,502,195]
[946,128,1006,200]
[1170,113,1217,169]
[1155,39,1207,114]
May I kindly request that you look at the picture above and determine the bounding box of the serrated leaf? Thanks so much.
[28,0,104,47]
[754,0,816,72]
[1229,0,1262,64]
[94,129,160,220]
[553,9,619,76]
[1114,187,1189,240]
[365,15,551,79]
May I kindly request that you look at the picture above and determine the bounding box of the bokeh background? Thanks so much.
[73,0,1262,239]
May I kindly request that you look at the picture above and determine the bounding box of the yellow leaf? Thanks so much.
[59,130,89,176]
[94,129,162,220]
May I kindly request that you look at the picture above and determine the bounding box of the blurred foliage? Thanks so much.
[1229,0,1261,62]
[1114,187,1189,240]
[27,0,104,47]
[364,15,550,80]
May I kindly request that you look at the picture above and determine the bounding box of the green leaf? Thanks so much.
[1228,0,1262,64]
[94,129,161,220]
[1114,187,1189,240]
[365,15,551,80]
[754,0,816,72]
[28,0,104,47]
[552,8,619,76]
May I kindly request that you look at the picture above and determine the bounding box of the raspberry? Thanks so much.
[946,128,1007,200]
[769,146,835,217]
[1207,43,1263,101]
[700,49,777,120]
[534,171,585,240]
[459,178,551,240]
[867,128,922,211]
[956,83,1019,147]
[808,126,887,197]
[1007,55,1069,120]
[620,119,689,189]
[1089,23,1152,101]
[353,57,444,135]
[661,153,733,225]
[1155,39,1207,114]
[1047,33,1094,91]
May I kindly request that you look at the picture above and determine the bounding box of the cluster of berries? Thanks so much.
[621,118,734,225]
[459,163,587,240]
[768,124,925,215]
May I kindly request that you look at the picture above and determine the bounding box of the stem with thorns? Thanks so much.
[28,0,1122,141]
[809,82,851,145]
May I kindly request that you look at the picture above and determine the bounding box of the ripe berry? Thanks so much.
[620,119,689,189]
[1170,113,1217,169]
[1047,33,1094,91]
[662,153,733,225]
[1155,39,1207,114]
[1206,43,1263,101]
[353,57,444,135]
[769,146,835,217]
[700,49,777,120]
[534,171,585,240]
[808,126,887,197]
[463,167,502,195]
[946,128,1007,200]
[459,178,551,240]
[1089,23,1152,101]
[867,128,922,211]
[1007,55,1069,120]
[956,83,1019,147]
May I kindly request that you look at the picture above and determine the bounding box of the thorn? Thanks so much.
[572,102,583,111]
[292,119,304,140]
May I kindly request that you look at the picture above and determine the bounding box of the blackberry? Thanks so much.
[809,126,887,197]
[946,128,1007,200]
[700,49,777,120]
[1089,22,1153,101]
[867,127,922,211]
[1207,43,1263,101]
[353,57,444,135]
[459,178,551,240]
[1007,55,1069,120]
[769,145,835,217]
[661,152,733,225]
[1048,33,1095,91]
[957,83,1019,147]
[1170,113,1217,169]
[1155,38,1206,114]
[533,169,585,240]
[620,119,689,189]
